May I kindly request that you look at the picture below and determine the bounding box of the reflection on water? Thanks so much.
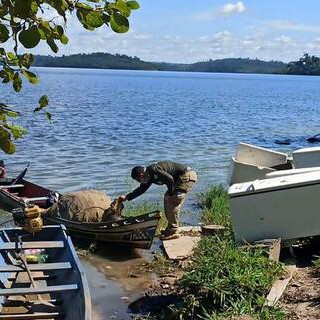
[81,242,160,319]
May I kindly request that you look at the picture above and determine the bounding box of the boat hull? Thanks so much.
[229,171,320,243]
[0,178,161,249]
[45,212,161,249]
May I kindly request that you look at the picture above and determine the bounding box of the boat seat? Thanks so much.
[0,284,78,296]
[0,262,72,272]
[0,241,64,250]
[0,312,61,319]
[8,274,56,281]
[0,184,24,189]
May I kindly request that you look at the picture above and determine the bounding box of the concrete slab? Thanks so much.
[162,236,201,260]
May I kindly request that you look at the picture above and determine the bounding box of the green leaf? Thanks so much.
[7,124,27,139]
[52,0,68,18]
[111,1,131,17]
[19,26,41,49]
[5,110,19,118]
[39,95,49,108]
[76,3,93,10]
[85,11,104,28]
[110,12,129,33]
[13,73,22,92]
[45,111,52,123]
[77,10,95,30]
[0,25,9,43]
[20,53,34,68]
[14,0,34,18]
[127,1,140,10]
[0,128,15,154]
[0,6,8,17]
[0,137,15,154]
[6,52,18,66]
[46,38,59,53]
[21,69,39,84]
[60,34,69,45]
[55,25,64,37]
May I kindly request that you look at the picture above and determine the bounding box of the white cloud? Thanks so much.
[220,2,245,15]
[189,1,245,21]
[268,20,320,33]
[213,31,232,41]
[275,35,291,44]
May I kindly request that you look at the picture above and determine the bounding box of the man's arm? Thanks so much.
[126,181,152,201]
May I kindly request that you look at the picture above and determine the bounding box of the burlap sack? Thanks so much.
[46,190,112,222]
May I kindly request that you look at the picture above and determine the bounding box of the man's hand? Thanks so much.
[118,195,127,202]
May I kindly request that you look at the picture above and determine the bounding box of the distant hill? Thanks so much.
[34,52,287,74]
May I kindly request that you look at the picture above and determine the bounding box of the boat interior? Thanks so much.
[0,226,90,320]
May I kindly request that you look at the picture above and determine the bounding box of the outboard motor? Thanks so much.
[12,205,44,234]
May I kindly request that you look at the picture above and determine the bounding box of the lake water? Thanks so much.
[2,68,320,204]
[2,68,320,318]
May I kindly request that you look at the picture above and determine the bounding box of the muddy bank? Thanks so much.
[80,240,163,320]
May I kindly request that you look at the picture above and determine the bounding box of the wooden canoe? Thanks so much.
[0,225,91,320]
[0,178,161,249]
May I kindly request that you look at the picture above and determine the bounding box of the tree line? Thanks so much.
[33,53,320,75]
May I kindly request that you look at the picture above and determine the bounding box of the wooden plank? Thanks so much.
[5,298,62,306]
[0,312,61,319]
[0,242,64,251]
[0,284,78,296]
[0,262,71,273]
[0,185,24,189]
[162,236,201,260]
[7,274,56,282]
[265,265,296,306]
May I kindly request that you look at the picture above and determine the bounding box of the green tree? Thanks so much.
[287,53,320,75]
[0,0,139,153]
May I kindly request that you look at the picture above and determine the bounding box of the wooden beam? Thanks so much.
[0,284,78,296]
[0,262,71,273]
[0,312,61,319]
[265,265,296,306]
[0,241,64,251]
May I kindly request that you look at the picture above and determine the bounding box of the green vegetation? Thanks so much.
[178,185,285,319]
[33,53,287,74]
[287,53,320,75]
[35,52,320,76]
[197,184,231,229]
[0,0,139,154]
[187,58,286,74]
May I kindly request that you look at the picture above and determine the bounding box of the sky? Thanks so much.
[34,0,320,63]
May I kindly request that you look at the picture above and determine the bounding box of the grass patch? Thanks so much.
[197,184,231,229]
[180,236,284,318]
[176,185,285,319]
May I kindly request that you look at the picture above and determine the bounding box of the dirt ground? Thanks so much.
[280,266,320,320]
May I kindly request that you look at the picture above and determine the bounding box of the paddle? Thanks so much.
[11,163,30,185]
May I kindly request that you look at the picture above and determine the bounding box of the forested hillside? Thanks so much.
[35,52,320,75]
